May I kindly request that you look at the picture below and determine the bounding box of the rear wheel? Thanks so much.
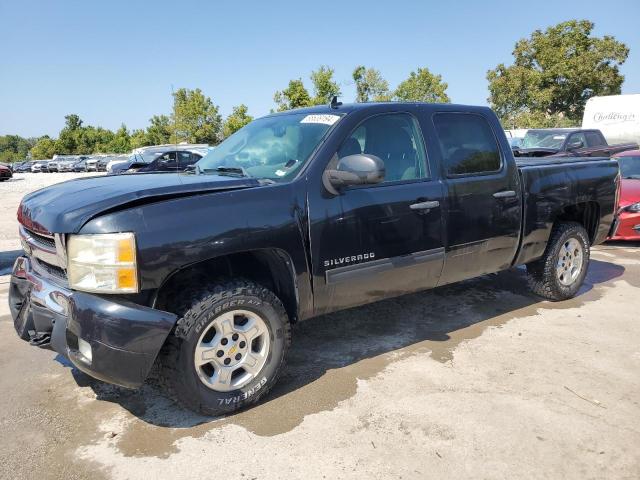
[158,280,291,416]
[526,222,590,301]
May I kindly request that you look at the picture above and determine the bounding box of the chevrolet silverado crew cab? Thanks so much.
[9,102,619,415]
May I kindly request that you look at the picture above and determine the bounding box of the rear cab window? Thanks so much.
[433,113,501,176]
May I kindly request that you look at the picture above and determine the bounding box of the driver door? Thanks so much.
[309,112,445,315]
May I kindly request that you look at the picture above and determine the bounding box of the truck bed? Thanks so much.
[513,155,619,267]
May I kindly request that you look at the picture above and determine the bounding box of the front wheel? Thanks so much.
[526,222,590,301]
[158,280,291,416]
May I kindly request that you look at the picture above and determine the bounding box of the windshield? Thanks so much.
[196,112,341,181]
[615,156,640,179]
[522,131,568,149]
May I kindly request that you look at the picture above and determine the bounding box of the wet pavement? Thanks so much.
[1,242,639,480]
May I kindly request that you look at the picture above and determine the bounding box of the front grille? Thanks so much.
[34,258,67,280]
[25,228,56,250]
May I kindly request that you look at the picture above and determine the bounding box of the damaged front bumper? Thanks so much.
[8,256,177,388]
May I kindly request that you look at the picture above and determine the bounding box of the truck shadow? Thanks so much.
[72,258,624,438]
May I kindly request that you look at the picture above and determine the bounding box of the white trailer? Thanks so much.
[582,94,640,146]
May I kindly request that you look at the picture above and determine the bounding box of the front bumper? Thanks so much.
[9,256,177,388]
[609,210,640,241]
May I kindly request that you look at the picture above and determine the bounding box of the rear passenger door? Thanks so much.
[179,151,201,170]
[433,112,522,286]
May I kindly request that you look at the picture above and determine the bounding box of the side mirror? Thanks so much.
[323,154,385,195]
[567,139,584,150]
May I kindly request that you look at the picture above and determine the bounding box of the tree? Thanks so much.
[146,115,173,145]
[172,88,222,144]
[310,65,341,105]
[106,124,131,153]
[274,79,312,111]
[30,136,57,159]
[353,66,391,102]
[0,135,36,162]
[223,105,253,138]
[130,129,150,149]
[394,67,450,103]
[64,114,83,131]
[487,19,629,126]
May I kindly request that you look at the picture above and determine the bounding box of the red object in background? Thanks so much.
[611,150,640,241]
[0,164,12,181]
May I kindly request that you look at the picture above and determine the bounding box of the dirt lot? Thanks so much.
[0,173,639,480]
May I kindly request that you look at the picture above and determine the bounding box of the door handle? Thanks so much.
[493,190,517,199]
[410,200,440,211]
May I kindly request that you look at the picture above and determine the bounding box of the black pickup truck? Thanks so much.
[514,128,638,158]
[9,102,619,415]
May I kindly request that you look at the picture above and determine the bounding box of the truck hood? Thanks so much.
[18,173,261,234]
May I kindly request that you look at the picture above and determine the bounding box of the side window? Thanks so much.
[162,152,178,167]
[585,131,604,147]
[433,113,501,176]
[567,132,587,149]
[337,113,428,183]
[178,151,196,168]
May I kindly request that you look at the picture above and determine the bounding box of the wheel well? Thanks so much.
[555,201,600,244]
[154,249,299,322]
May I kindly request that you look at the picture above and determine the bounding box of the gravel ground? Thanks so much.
[0,173,639,480]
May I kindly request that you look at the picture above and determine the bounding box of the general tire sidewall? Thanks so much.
[177,294,287,413]
[549,227,590,297]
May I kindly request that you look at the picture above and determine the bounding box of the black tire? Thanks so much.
[526,222,590,301]
[158,280,291,416]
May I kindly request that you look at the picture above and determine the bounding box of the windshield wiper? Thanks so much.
[201,166,250,177]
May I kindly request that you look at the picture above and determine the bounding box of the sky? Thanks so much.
[1,0,639,138]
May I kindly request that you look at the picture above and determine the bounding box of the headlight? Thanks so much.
[627,202,640,213]
[67,233,138,293]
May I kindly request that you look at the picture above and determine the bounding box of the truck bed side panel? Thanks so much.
[514,158,618,266]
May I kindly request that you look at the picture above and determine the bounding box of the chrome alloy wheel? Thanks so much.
[194,310,270,392]
[556,238,584,286]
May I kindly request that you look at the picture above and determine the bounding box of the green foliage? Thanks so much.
[487,19,629,126]
[353,66,391,102]
[30,136,57,160]
[172,88,222,144]
[106,124,132,153]
[394,67,450,103]
[223,104,253,138]
[274,66,341,111]
[310,65,341,105]
[274,79,313,112]
[0,135,36,162]
[146,115,173,145]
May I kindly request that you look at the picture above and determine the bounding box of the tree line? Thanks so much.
[0,19,629,162]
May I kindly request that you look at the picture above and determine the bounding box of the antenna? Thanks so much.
[171,84,178,149]
[330,96,342,109]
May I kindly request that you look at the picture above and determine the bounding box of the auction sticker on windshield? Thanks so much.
[300,114,340,125]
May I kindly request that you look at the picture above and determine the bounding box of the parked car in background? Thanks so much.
[87,155,121,172]
[513,128,638,158]
[109,145,208,174]
[57,160,77,172]
[31,161,50,173]
[129,149,205,173]
[582,94,640,148]
[47,160,60,172]
[13,161,33,173]
[0,164,12,181]
[610,150,640,241]
[72,159,88,172]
